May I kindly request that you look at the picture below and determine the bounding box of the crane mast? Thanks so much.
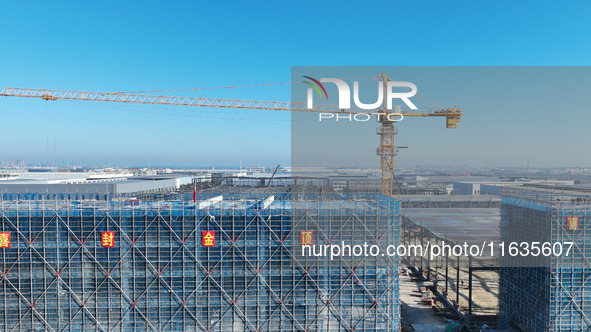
[0,76,462,197]
[377,73,396,196]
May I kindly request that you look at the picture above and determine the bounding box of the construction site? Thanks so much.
[0,191,399,331]
[1,73,590,332]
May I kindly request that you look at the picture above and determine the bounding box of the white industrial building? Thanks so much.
[453,178,577,195]
[0,171,192,200]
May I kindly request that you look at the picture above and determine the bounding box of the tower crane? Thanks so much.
[0,74,462,197]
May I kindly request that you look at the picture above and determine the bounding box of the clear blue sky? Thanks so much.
[1,1,590,168]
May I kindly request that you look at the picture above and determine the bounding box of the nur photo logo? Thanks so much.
[305,76,417,122]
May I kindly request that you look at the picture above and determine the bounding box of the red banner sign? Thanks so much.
[0,232,10,248]
[202,231,215,247]
[300,231,313,246]
[567,216,579,230]
[101,231,115,247]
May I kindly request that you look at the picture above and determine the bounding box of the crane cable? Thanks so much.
[60,77,390,122]
[54,76,438,121]
[114,76,380,94]
[63,100,290,122]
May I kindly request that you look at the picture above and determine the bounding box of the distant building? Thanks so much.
[0,159,25,168]
[128,168,157,176]
[453,179,579,196]
[453,182,496,195]
[327,173,379,192]
[0,172,192,200]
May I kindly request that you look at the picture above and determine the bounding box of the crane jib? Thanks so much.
[1,87,461,119]
[1,86,461,197]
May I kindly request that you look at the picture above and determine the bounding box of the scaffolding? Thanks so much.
[0,193,399,331]
[499,188,591,331]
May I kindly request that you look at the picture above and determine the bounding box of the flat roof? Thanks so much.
[401,208,500,245]
[393,195,500,202]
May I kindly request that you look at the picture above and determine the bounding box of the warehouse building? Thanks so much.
[0,173,193,200]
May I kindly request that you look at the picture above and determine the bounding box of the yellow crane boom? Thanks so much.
[0,86,460,121]
[0,78,462,197]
